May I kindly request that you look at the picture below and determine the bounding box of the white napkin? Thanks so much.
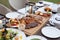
[18,8,26,14]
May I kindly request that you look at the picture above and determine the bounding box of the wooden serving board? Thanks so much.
[6,14,51,35]
[23,16,50,35]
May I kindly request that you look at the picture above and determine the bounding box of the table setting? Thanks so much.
[0,1,60,40]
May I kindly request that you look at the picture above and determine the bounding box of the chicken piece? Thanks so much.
[35,11,41,15]
[44,7,51,12]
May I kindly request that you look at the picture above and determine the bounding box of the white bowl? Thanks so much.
[27,35,47,40]
[6,12,24,19]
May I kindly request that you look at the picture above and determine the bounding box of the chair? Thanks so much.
[0,4,12,15]
[8,0,28,10]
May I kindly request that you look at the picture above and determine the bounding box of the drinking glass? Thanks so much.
[25,2,35,14]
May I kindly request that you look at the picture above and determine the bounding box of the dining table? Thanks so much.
[0,1,60,40]
[17,1,60,40]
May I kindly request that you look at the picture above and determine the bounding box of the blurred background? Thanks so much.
[0,0,60,10]
[0,0,14,10]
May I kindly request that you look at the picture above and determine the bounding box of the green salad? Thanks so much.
[31,38,40,40]
[0,28,18,40]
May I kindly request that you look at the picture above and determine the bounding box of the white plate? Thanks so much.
[6,12,21,19]
[36,3,44,6]
[26,35,47,40]
[41,26,60,38]
[6,28,26,40]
